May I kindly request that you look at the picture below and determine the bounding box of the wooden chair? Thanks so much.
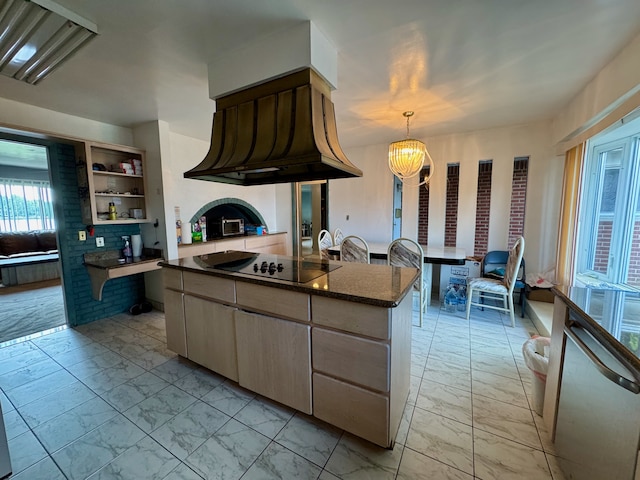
[387,238,425,327]
[318,229,333,260]
[340,235,370,263]
[466,236,525,327]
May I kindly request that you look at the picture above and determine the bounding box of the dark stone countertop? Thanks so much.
[160,251,419,308]
[553,285,640,377]
[84,248,163,269]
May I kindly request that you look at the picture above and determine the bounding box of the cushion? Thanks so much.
[0,231,39,256]
[8,251,48,258]
[36,230,58,251]
[389,242,421,269]
[469,277,508,293]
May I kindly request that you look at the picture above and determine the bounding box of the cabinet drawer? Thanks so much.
[313,373,389,448]
[183,271,235,303]
[313,328,389,392]
[236,282,309,322]
[163,289,186,356]
[215,238,246,251]
[163,268,183,291]
[312,296,390,340]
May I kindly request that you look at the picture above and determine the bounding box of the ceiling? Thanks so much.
[1,0,640,150]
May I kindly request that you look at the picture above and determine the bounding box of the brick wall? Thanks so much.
[418,167,430,244]
[49,142,145,326]
[474,161,492,256]
[508,158,529,247]
[445,164,459,247]
[593,219,612,274]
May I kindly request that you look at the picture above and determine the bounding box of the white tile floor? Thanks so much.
[0,297,566,479]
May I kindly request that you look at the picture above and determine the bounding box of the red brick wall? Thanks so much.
[417,167,430,244]
[474,161,492,256]
[508,158,529,247]
[445,164,460,247]
[594,219,612,274]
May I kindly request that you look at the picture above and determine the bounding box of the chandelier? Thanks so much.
[388,111,433,185]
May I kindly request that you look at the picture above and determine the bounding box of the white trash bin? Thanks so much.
[522,336,550,416]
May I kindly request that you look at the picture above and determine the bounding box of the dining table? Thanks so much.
[327,241,466,306]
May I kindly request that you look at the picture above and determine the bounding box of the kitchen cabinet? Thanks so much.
[77,141,150,225]
[184,295,238,381]
[235,310,312,413]
[176,232,288,259]
[162,269,187,356]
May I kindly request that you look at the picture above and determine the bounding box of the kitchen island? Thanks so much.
[160,251,419,448]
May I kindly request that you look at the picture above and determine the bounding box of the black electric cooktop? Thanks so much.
[199,251,341,283]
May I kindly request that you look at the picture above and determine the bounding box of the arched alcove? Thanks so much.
[190,198,266,237]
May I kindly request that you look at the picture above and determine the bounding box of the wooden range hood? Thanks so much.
[184,68,363,186]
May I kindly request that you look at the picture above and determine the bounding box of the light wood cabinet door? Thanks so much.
[235,310,312,414]
[163,289,187,356]
[184,295,238,381]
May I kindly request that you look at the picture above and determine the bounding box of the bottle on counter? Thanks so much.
[108,202,117,220]
[122,236,133,262]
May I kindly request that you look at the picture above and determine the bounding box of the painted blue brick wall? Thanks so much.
[49,142,145,326]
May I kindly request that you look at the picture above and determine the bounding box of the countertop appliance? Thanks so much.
[0,400,12,479]
[211,218,244,237]
[554,287,640,480]
[199,251,341,284]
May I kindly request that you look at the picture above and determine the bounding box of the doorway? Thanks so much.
[0,135,67,344]
[392,175,402,239]
[293,181,327,257]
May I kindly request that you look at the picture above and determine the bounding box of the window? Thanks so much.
[0,178,55,232]
[576,135,640,287]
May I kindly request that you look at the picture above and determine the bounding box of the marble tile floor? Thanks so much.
[0,300,566,479]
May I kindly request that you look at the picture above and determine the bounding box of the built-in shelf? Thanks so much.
[77,141,150,225]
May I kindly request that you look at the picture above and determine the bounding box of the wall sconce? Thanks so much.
[0,0,97,85]
[388,111,434,186]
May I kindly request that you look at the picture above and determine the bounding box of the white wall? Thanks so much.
[0,97,133,146]
[329,144,394,242]
[329,121,563,274]
[553,31,640,146]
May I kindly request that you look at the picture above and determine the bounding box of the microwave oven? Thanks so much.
[213,218,244,237]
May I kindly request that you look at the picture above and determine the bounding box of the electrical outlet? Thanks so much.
[96,237,105,247]
[78,230,86,241]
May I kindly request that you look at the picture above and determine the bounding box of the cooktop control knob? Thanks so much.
[253,263,259,271]
[277,263,284,272]
[268,262,277,274]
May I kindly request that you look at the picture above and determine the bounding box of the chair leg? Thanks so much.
[507,295,515,327]
[418,287,423,328]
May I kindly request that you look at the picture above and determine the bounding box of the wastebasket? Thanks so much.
[522,336,550,415]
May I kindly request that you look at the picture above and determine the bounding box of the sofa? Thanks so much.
[0,230,60,285]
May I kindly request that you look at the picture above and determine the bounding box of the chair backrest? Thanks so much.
[318,229,333,260]
[482,249,525,281]
[333,228,344,246]
[340,235,370,263]
[387,238,423,269]
[387,238,423,288]
[504,237,525,293]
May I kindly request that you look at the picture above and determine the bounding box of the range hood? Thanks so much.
[184,68,363,186]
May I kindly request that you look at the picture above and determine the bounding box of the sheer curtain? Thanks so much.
[0,178,55,232]
[555,144,585,286]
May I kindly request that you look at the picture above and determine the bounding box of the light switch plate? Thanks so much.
[96,237,105,247]
[78,231,86,241]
